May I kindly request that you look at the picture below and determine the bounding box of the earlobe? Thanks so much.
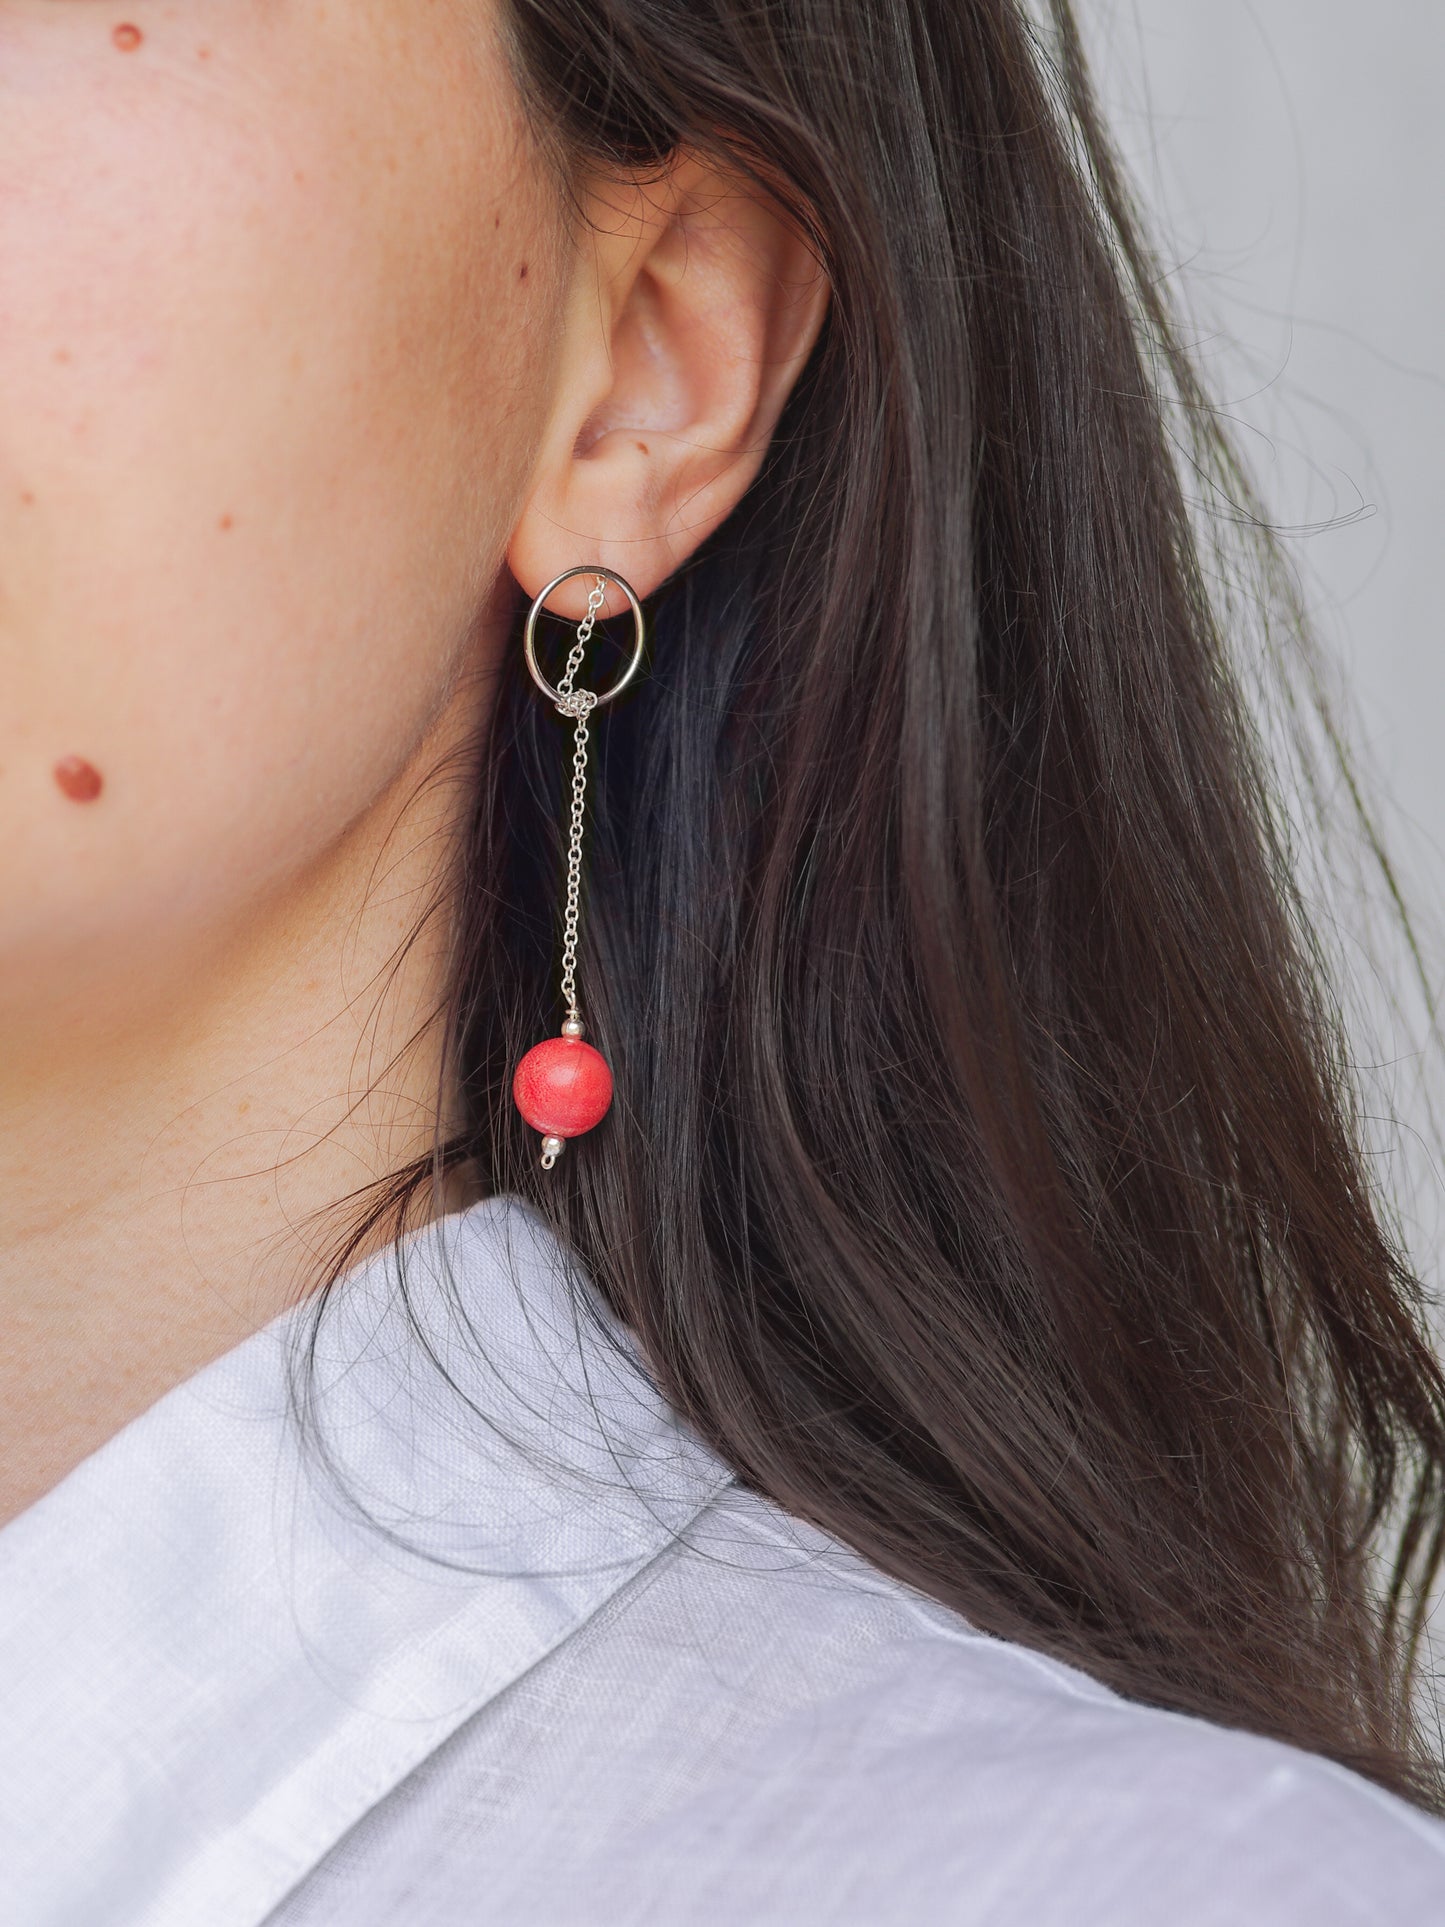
[508,153,830,617]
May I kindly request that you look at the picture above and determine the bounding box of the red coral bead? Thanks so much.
[512,1037,613,1138]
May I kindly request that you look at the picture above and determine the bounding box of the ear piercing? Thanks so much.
[512,566,646,1169]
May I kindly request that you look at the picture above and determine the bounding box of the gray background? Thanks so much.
[1085,0,1445,906]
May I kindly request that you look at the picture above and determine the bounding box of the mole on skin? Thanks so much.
[112,23,144,53]
[53,758,105,804]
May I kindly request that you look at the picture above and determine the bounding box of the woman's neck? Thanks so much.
[0,696,481,1528]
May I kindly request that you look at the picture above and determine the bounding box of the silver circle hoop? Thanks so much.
[523,566,647,710]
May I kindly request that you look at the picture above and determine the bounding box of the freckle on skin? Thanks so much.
[53,757,105,804]
[19,491,35,508]
[635,442,649,455]
[518,262,529,281]
[54,349,72,366]
[112,23,144,53]
[218,513,235,532]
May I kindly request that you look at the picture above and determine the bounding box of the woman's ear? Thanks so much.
[507,152,830,618]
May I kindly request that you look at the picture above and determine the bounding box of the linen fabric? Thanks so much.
[3,1195,1444,1926]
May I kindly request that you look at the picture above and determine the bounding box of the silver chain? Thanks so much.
[551,576,606,1021]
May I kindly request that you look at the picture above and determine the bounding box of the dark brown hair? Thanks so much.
[316,0,1445,1806]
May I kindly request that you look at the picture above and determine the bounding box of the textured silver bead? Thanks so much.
[561,1017,585,1038]
[539,1135,566,1170]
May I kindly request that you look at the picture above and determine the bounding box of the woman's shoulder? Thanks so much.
[273,1476,1445,1926]
[600,1481,1445,1920]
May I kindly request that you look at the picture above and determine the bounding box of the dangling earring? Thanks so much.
[513,565,647,1170]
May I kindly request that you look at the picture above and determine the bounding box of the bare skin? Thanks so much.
[0,0,829,1523]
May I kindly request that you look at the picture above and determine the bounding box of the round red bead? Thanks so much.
[512,1036,613,1138]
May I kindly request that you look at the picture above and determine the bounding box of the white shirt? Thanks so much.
[4,1194,1445,1927]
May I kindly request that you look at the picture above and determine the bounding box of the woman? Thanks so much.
[4,0,1445,1921]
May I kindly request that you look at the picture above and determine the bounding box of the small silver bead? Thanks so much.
[540,1135,566,1169]
[561,1017,585,1039]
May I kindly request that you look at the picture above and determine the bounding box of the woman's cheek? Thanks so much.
[0,2,548,973]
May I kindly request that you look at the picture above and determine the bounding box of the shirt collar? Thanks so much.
[0,1195,735,1927]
